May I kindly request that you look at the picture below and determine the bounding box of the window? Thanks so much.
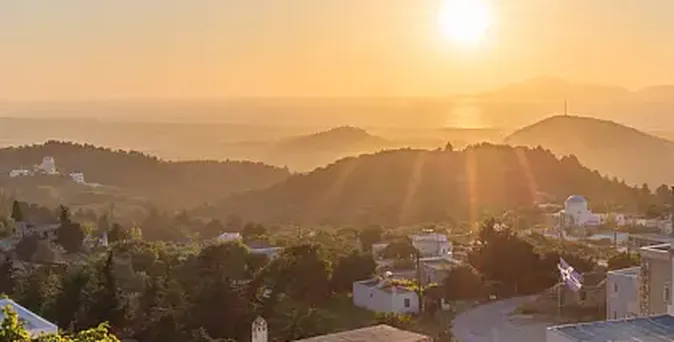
[665,283,671,304]
[404,298,410,308]
[614,283,618,293]
[580,291,587,301]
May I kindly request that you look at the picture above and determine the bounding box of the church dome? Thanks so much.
[565,195,587,204]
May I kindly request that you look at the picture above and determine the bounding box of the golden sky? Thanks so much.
[2,0,674,100]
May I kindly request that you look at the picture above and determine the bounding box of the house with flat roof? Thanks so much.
[353,277,419,314]
[0,299,58,337]
[546,314,674,342]
[293,324,432,342]
[606,266,640,320]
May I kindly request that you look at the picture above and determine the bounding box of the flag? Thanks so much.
[558,257,583,292]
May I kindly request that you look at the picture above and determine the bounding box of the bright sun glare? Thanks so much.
[439,0,492,47]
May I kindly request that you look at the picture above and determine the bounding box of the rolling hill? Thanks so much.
[262,126,396,171]
[505,115,674,187]
[196,144,648,225]
[0,141,291,209]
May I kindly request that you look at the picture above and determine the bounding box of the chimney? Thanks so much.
[251,317,268,342]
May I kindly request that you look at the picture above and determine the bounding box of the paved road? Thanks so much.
[452,296,554,342]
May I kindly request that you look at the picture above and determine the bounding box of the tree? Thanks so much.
[11,201,24,222]
[87,252,127,330]
[108,224,132,244]
[358,226,383,252]
[331,251,376,293]
[382,238,418,260]
[266,244,332,304]
[55,206,85,253]
[15,235,40,261]
[0,258,15,295]
[607,252,641,271]
[442,265,484,301]
[200,219,225,240]
[443,142,454,152]
[241,223,266,240]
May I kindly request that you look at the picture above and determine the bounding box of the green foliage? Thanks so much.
[358,226,383,252]
[0,305,120,341]
[442,265,484,301]
[607,252,641,271]
[11,201,24,222]
[374,312,412,329]
[382,238,418,260]
[242,223,266,240]
[55,206,85,254]
[331,251,375,293]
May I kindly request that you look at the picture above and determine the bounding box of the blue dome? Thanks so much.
[566,195,587,204]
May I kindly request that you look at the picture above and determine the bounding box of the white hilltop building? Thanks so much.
[557,195,602,228]
[38,156,57,175]
[69,172,86,184]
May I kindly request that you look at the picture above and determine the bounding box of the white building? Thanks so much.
[69,172,85,184]
[9,169,31,178]
[38,156,57,175]
[0,299,58,337]
[294,325,431,342]
[217,232,242,242]
[558,195,602,227]
[606,266,640,320]
[352,276,419,314]
[410,233,452,258]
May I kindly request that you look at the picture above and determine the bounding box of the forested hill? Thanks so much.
[197,144,653,225]
[505,115,674,187]
[0,141,291,208]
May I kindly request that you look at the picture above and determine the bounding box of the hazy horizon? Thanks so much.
[4,1,674,100]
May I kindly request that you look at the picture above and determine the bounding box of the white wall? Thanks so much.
[352,281,419,314]
[606,269,640,319]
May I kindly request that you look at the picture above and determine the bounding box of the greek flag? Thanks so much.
[557,257,582,292]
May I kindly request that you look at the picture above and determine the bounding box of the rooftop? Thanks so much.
[608,266,641,277]
[0,299,58,335]
[630,233,674,242]
[548,315,674,342]
[293,325,431,342]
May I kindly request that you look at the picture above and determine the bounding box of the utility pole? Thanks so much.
[564,100,568,116]
[415,250,423,313]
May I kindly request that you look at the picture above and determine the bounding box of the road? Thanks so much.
[452,296,554,342]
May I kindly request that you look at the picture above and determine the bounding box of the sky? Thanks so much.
[2,0,674,100]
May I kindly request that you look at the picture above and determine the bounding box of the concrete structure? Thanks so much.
[557,195,602,227]
[294,325,431,342]
[546,315,674,342]
[69,172,85,184]
[353,277,419,314]
[606,266,640,320]
[38,156,57,174]
[639,243,673,316]
[9,169,31,178]
[0,299,58,337]
[217,232,242,242]
[245,241,283,260]
[251,316,268,342]
[419,257,461,286]
[410,233,452,258]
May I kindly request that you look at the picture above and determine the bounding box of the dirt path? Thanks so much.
[452,296,554,342]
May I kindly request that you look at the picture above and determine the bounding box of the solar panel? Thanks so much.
[549,315,674,341]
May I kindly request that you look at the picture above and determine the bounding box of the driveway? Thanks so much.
[452,296,555,342]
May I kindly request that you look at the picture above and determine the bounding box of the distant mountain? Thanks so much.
[0,141,291,209]
[196,144,647,225]
[262,126,396,171]
[505,115,674,186]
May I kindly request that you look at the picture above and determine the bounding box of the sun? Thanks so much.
[438,0,492,46]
